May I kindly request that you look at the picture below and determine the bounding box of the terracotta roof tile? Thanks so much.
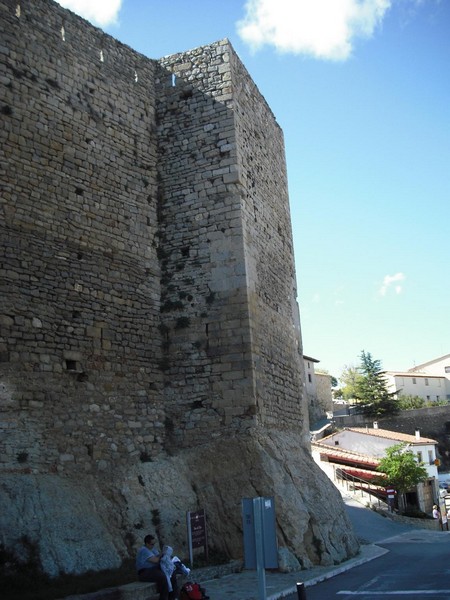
[346,427,437,445]
[340,465,385,479]
[311,442,380,467]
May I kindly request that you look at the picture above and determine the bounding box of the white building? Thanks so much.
[384,372,448,402]
[384,353,450,403]
[410,354,450,378]
[317,426,439,478]
[312,425,439,513]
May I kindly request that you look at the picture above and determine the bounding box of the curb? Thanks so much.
[266,544,388,600]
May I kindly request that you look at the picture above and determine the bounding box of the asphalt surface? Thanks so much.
[198,493,440,600]
[295,528,450,600]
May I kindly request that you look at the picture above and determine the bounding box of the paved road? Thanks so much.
[342,494,414,544]
[284,494,450,600]
[295,530,450,599]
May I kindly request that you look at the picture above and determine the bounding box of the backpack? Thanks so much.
[179,581,209,600]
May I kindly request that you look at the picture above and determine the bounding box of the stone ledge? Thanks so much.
[60,560,243,599]
[374,508,442,530]
[187,559,243,582]
[61,581,158,600]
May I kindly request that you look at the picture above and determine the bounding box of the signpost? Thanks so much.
[187,509,208,567]
[386,487,396,513]
[439,499,448,530]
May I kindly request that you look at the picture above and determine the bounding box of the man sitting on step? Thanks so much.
[136,534,179,600]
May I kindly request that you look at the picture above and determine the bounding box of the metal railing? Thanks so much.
[333,466,388,509]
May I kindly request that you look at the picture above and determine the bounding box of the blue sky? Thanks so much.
[56,0,450,379]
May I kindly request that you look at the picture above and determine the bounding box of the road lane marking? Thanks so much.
[338,591,450,595]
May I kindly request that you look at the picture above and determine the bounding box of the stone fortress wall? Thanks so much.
[156,42,306,446]
[1,0,164,473]
[0,0,358,576]
[1,0,305,473]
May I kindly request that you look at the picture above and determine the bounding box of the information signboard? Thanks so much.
[187,509,208,566]
[189,509,207,548]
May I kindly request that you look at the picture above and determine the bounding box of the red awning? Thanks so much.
[323,453,379,469]
[341,467,383,480]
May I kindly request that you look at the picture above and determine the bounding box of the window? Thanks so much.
[308,374,312,383]
[417,451,423,463]
[426,395,430,401]
[437,396,440,401]
[445,366,450,373]
[428,450,433,464]
[425,378,429,386]
[412,378,416,384]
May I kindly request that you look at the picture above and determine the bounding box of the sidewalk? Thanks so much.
[197,544,387,600]
[62,491,394,600]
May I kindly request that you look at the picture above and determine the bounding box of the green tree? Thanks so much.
[397,394,425,410]
[339,364,363,401]
[354,351,399,417]
[425,398,448,407]
[377,443,429,512]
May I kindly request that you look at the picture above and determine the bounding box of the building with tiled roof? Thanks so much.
[346,427,437,446]
[312,442,380,469]
[311,425,439,513]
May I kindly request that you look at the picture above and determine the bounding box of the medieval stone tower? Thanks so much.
[0,0,357,577]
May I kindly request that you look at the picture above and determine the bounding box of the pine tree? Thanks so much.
[355,350,399,417]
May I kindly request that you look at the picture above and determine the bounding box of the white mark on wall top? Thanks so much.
[171,73,176,87]
[61,26,65,41]
[134,70,138,83]
[16,4,20,17]
[100,50,104,63]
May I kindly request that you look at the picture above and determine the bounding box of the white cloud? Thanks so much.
[55,0,122,27]
[333,285,345,306]
[379,272,405,296]
[237,0,391,61]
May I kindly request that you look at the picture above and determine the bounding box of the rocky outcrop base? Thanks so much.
[0,429,359,577]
